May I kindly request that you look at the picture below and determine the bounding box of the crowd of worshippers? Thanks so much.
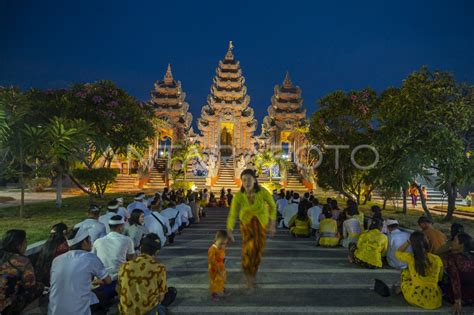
[0,188,205,315]
[275,190,474,313]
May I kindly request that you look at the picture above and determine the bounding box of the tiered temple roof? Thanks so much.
[150,64,193,141]
[262,72,306,143]
[198,42,257,152]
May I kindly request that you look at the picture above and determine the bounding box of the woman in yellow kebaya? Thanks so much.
[318,204,340,247]
[227,169,276,292]
[208,230,230,301]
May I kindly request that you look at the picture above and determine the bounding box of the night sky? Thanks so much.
[1,0,473,131]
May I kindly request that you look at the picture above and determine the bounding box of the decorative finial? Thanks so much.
[225,41,234,60]
[283,71,292,88]
[164,63,173,84]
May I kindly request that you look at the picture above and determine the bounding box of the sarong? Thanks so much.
[240,216,266,277]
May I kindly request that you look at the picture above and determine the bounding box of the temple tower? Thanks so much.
[150,64,193,146]
[262,72,306,158]
[197,42,257,157]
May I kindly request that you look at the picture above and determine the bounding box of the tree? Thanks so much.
[309,88,378,204]
[170,143,201,180]
[72,168,118,198]
[255,149,288,182]
[377,68,473,220]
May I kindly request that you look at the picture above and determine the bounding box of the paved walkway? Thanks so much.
[0,189,80,208]
[153,208,459,314]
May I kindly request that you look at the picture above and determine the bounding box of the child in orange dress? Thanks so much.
[208,230,229,301]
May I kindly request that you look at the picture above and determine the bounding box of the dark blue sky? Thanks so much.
[1,0,473,131]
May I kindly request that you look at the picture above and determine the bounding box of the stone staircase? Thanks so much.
[185,160,208,190]
[285,173,309,193]
[108,174,139,192]
[212,157,239,193]
[372,186,465,206]
[143,158,168,191]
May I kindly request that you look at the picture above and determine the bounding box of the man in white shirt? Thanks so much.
[74,205,107,243]
[49,226,112,315]
[161,202,183,233]
[144,211,169,246]
[282,193,300,228]
[115,197,130,220]
[92,216,135,280]
[176,197,192,227]
[127,192,150,216]
[307,198,322,235]
[386,219,411,269]
[99,200,121,234]
[276,193,288,216]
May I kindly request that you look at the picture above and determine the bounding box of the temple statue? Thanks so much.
[150,64,193,147]
[197,42,257,157]
[261,72,307,160]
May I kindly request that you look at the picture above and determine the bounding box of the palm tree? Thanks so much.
[255,149,289,182]
[170,143,201,180]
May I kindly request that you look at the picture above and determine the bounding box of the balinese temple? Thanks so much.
[197,42,257,157]
[261,72,306,161]
[150,64,193,147]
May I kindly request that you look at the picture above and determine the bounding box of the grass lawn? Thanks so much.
[0,192,137,244]
[432,205,474,213]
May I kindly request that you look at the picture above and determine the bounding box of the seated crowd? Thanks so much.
[275,190,474,313]
[0,188,205,315]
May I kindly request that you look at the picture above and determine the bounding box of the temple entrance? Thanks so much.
[220,122,234,156]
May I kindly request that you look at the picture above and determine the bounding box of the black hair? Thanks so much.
[141,233,162,255]
[410,231,430,277]
[297,199,311,220]
[68,227,90,251]
[326,197,332,204]
[240,169,261,193]
[330,199,338,210]
[129,209,144,226]
[456,232,473,255]
[0,229,27,255]
[214,230,230,242]
[417,216,432,225]
[109,214,124,230]
[107,200,119,213]
[369,218,383,230]
[304,192,310,199]
[313,198,320,206]
[450,223,464,241]
[35,223,68,285]
[322,204,332,219]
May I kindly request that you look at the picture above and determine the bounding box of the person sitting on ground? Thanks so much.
[208,192,218,207]
[219,188,227,207]
[161,202,183,234]
[93,215,135,280]
[330,199,341,221]
[144,207,171,246]
[117,233,177,315]
[48,227,112,315]
[189,193,200,224]
[347,200,364,230]
[444,232,474,314]
[395,231,443,310]
[176,196,193,227]
[35,223,69,286]
[75,205,107,243]
[367,205,387,232]
[276,192,288,224]
[282,193,300,228]
[127,192,150,216]
[307,197,322,236]
[386,219,411,269]
[226,189,233,207]
[125,209,149,251]
[208,230,230,301]
[99,200,122,234]
[418,216,447,252]
[115,197,130,221]
[0,229,43,315]
[288,199,312,238]
[318,205,340,247]
[349,219,388,268]
[341,206,362,248]
[435,223,464,261]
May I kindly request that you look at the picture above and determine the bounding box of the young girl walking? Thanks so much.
[208,230,230,301]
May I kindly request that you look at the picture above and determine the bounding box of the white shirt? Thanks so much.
[342,217,362,248]
[176,203,193,223]
[144,212,168,246]
[307,206,322,229]
[74,218,106,243]
[276,199,288,215]
[98,212,116,234]
[387,229,411,269]
[48,250,108,315]
[92,232,134,280]
[282,203,299,228]
[127,201,150,216]
[117,206,129,219]
[160,207,183,233]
